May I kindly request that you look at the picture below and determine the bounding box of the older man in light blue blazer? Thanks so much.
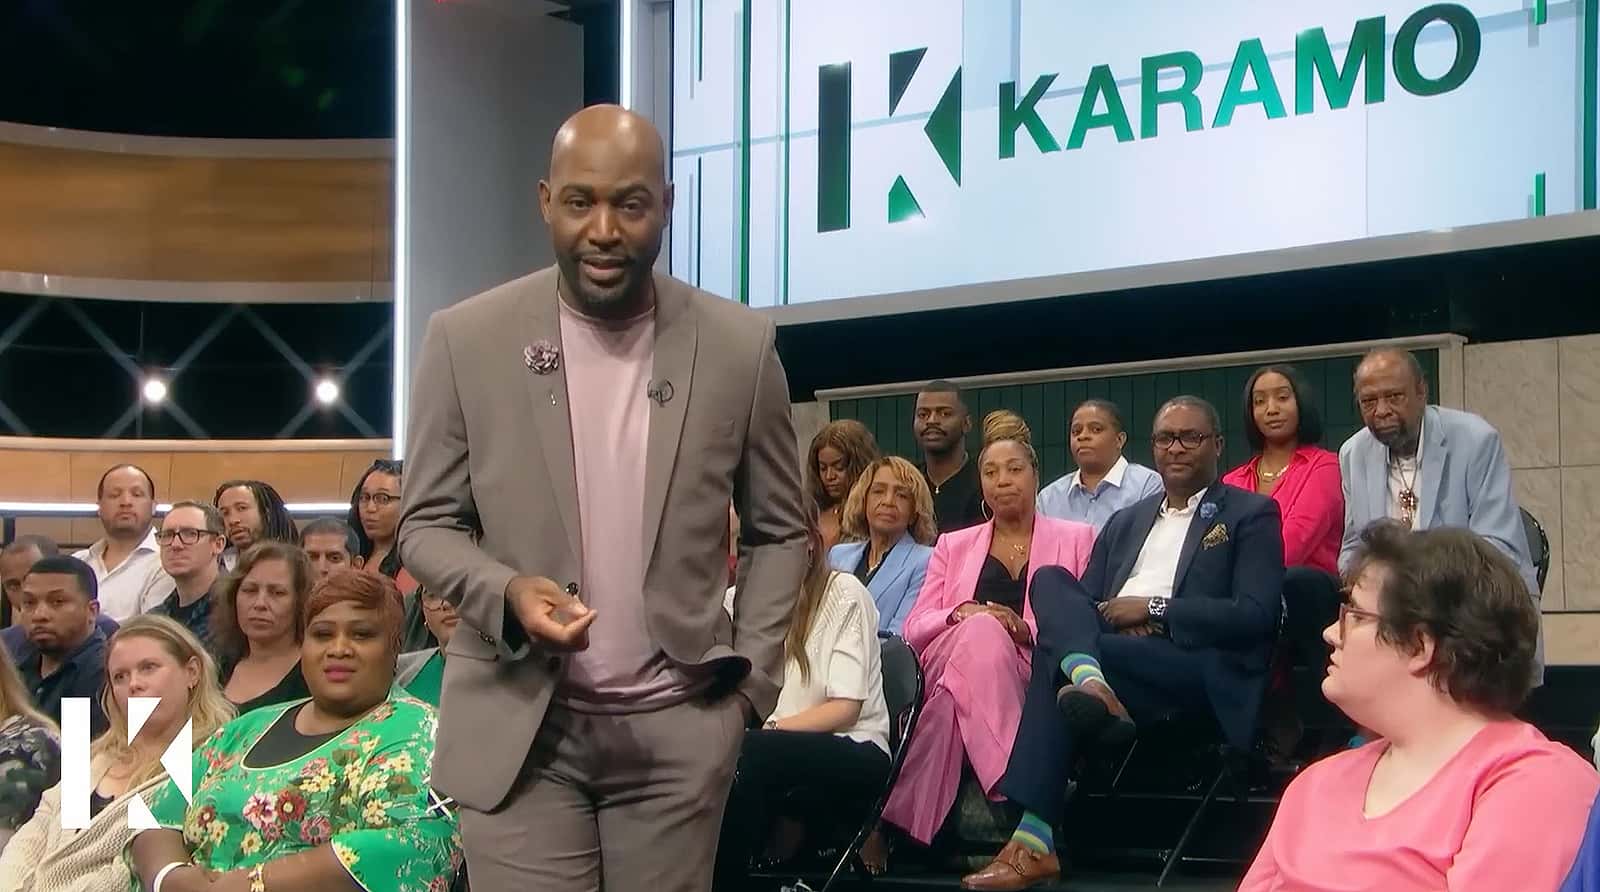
[1339,350,1540,666]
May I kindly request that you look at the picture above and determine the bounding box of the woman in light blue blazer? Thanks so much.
[829,456,937,635]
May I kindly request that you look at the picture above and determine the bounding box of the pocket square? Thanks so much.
[1201,523,1229,549]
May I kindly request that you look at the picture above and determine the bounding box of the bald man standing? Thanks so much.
[400,106,807,890]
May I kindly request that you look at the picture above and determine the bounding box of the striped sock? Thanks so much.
[1060,652,1106,689]
[1010,810,1055,854]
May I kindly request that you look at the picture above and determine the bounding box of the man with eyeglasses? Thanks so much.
[1339,349,1539,667]
[148,500,226,651]
[964,397,1284,890]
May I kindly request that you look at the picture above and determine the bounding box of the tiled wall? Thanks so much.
[1465,336,1600,664]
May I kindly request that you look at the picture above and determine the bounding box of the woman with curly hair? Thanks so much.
[805,420,881,552]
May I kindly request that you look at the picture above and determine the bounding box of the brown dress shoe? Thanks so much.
[960,840,1061,890]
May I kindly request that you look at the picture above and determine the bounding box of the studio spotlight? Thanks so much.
[142,377,168,404]
[315,378,341,406]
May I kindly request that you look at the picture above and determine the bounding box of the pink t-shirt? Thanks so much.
[555,298,701,713]
[1241,720,1597,892]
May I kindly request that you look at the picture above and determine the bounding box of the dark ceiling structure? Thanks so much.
[0,0,617,140]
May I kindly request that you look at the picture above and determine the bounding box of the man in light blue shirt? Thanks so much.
[1037,399,1163,531]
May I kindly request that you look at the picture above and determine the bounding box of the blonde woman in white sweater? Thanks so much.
[715,500,891,887]
[0,615,233,892]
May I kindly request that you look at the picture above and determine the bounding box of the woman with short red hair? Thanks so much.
[131,569,461,892]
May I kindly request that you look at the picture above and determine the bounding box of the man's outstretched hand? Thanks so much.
[506,576,596,650]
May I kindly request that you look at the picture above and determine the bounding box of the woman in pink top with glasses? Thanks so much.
[1240,522,1597,892]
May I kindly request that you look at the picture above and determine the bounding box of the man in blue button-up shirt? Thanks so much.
[1037,399,1162,531]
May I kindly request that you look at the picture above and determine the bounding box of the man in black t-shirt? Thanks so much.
[915,380,985,533]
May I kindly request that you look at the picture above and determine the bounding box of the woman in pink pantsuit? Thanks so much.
[882,411,1095,845]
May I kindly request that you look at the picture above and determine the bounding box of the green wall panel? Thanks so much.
[829,351,1440,484]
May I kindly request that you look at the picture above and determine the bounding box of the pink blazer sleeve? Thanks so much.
[901,533,959,654]
[1280,451,1343,570]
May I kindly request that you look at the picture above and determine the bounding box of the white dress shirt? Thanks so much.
[1386,419,1426,530]
[1114,488,1207,600]
[73,528,172,621]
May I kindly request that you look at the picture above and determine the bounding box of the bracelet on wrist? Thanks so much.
[152,862,193,892]
[249,863,267,892]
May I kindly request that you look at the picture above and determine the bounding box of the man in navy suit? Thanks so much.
[963,396,1285,891]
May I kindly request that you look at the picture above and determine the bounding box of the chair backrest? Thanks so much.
[1521,506,1551,593]
[878,632,923,759]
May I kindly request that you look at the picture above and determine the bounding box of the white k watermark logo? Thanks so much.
[59,697,193,829]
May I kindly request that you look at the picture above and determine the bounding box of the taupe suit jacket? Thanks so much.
[399,266,807,811]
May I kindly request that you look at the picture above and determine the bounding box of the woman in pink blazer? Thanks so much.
[881,411,1096,846]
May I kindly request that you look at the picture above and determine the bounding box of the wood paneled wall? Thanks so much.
[0,141,392,283]
[0,438,389,547]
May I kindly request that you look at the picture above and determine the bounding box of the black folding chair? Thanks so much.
[1521,507,1551,593]
[817,632,925,892]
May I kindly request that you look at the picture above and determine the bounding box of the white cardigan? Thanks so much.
[770,572,890,755]
[0,773,168,892]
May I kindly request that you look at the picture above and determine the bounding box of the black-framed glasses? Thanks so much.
[1152,431,1211,451]
[419,589,451,611]
[358,493,400,508]
[1337,602,1383,638]
[155,528,219,546]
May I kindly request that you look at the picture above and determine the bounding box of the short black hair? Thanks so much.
[1,535,59,559]
[165,500,224,534]
[919,380,967,408]
[302,517,360,557]
[1347,522,1539,713]
[1242,364,1324,451]
[25,555,98,602]
[96,464,156,501]
[1356,349,1427,389]
[1073,399,1128,434]
[1155,395,1221,436]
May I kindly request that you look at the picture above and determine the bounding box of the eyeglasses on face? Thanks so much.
[1337,601,1383,639]
[358,493,400,508]
[1152,431,1211,451]
[155,528,219,546]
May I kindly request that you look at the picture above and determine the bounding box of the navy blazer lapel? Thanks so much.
[1173,486,1226,593]
[1109,497,1162,597]
[1416,406,1446,527]
[521,276,583,565]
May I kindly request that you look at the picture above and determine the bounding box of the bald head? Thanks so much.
[550,105,666,183]
[540,105,673,319]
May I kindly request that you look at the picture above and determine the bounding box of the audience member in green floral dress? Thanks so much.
[0,645,59,849]
[130,569,461,892]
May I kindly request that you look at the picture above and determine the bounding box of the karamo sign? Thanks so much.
[60,696,193,830]
[817,3,1481,231]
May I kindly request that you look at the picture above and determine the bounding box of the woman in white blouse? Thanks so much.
[716,500,891,886]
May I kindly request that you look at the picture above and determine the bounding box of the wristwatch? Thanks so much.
[1147,596,1170,636]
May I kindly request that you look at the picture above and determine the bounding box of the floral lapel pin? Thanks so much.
[524,340,560,375]
[1199,502,1218,521]
[1201,522,1230,550]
